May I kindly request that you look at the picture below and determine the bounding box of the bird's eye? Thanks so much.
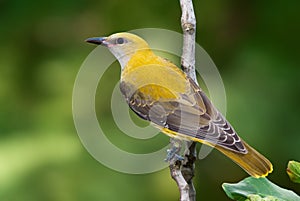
[116,37,125,44]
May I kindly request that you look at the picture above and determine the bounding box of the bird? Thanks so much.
[85,32,273,178]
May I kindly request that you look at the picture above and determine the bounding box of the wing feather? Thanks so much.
[120,76,247,154]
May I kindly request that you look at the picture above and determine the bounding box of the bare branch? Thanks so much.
[169,0,197,201]
[169,138,190,200]
[181,141,197,201]
[180,0,198,84]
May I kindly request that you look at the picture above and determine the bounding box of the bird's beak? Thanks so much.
[85,37,109,46]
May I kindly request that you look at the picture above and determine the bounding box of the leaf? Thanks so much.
[245,194,279,201]
[222,177,300,201]
[287,161,300,184]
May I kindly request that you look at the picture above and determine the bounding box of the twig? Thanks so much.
[169,138,190,200]
[180,0,197,84]
[181,141,197,201]
[169,0,197,201]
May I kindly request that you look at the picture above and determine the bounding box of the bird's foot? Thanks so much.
[165,139,184,163]
[165,147,185,162]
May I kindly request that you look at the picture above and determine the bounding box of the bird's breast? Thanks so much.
[121,63,189,100]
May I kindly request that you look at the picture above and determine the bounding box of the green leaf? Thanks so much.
[222,177,300,201]
[287,161,300,184]
[245,194,280,201]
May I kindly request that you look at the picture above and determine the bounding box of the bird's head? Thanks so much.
[86,33,150,69]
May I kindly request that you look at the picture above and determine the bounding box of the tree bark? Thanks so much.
[169,0,197,201]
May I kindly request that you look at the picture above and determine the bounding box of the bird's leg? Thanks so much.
[165,138,185,163]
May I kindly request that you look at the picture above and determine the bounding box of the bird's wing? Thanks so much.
[120,77,247,154]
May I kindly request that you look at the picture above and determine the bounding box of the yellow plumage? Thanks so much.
[86,32,273,178]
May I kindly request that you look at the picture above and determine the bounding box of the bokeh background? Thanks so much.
[1,0,299,200]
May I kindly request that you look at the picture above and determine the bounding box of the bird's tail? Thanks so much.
[215,140,273,178]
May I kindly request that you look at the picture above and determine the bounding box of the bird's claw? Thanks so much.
[165,146,184,163]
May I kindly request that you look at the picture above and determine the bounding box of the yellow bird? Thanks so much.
[86,32,273,178]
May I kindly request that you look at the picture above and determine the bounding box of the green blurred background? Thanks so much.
[1,0,299,200]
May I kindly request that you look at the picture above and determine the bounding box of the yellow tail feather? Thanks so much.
[215,140,273,178]
[161,128,273,177]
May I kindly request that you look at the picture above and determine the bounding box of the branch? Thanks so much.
[180,0,197,84]
[169,138,190,200]
[169,0,197,201]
